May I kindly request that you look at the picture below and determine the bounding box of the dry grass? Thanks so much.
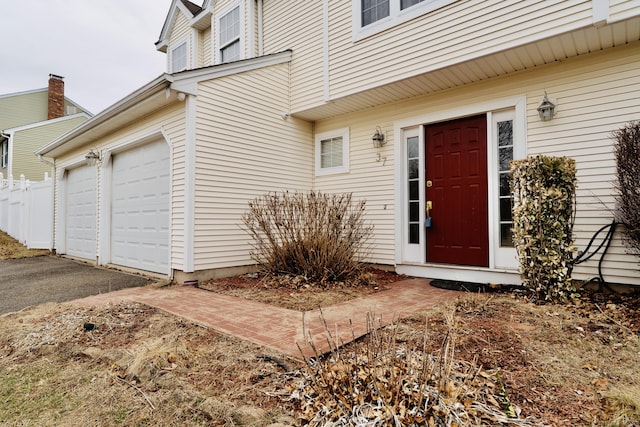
[0,302,301,426]
[1,292,639,426]
[1,228,639,426]
[0,230,50,259]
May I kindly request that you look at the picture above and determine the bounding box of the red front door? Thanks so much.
[425,115,489,267]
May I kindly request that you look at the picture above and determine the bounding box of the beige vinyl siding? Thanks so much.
[202,27,212,66]
[169,9,191,45]
[52,103,186,270]
[192,63,313,270]
[12,116,88,181]
[314,113,396,264]
[327,0,594,100]
[611,0,640,21]
[262,0,325,112]
[0,91,49,129]
[314,42,640,285]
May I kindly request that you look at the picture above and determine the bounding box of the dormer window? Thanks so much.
[217,2,243,63]
[171,40,188,72]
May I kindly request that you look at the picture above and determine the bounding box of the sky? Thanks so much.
[0,1,174,115]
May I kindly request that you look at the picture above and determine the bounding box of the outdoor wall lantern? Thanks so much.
[85,149,100,166]
[537,92,556,121]
[372,126,386,148]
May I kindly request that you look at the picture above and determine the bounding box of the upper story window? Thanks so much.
[315,128,350,176]
[171,41,188,72]
[362,0,390,26]
[353,0,455,41]
[217,3,242,63]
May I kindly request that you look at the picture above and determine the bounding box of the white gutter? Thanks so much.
[36,74,172,156]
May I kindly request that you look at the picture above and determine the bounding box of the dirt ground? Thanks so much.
[2,267,639,426]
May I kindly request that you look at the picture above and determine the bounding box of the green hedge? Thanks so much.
[510,155,577,302]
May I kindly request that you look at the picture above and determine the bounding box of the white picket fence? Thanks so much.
[0,173,53,249]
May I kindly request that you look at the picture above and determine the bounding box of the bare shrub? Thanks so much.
[242,191,373,285]
[613,121,640,257]
[287,310,539,426]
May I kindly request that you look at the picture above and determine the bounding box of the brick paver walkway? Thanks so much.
[72,278,459,359]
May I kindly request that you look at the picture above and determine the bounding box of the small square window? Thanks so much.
[315,128,350,175]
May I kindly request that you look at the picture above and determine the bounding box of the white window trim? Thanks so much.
[315,128,350,176]
[1,140,8,169]
[489,108,525,270]
[352,0,456,41]
[169,36,190,73]
[215,1,245,64]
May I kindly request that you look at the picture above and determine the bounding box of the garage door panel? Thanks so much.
[66,166,96,260]
[111,140,170,274]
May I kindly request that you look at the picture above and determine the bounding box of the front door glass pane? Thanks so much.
[407,136,420,244]
[497,120,514,247]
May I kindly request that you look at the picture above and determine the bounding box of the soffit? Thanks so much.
[294,17,640,121]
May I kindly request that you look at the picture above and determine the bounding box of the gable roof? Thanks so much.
[180,0,202,16]
[156,0,211,52]
[36,50,292,158]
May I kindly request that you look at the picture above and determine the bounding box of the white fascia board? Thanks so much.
[3,113,91,135]
[36,74,172,156]
[0,87,46,100]
[170,50,292,93]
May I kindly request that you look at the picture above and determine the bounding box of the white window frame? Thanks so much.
[352,0,456,41]
[215,1,244,64]
[315,128,350,176]
[489,108,525,270]
[1,140,8,168]
[169,37,189,73]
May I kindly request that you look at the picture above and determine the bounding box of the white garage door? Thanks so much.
[111,140,170,274]
[66,166,97,260]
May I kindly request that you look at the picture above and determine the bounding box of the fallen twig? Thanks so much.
[116,377,156,411]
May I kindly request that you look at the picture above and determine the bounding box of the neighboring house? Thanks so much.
[36,0,640,286]
[1,75,91,182]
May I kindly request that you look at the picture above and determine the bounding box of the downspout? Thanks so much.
[37,154,56,252]
[257,0,263,56]
[592,0,609,28]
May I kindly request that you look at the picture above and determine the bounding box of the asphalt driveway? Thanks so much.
[0,256,155,315]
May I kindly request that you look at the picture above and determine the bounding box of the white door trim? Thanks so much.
[394,95,527,273]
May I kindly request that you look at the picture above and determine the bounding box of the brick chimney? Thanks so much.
[47,74,65,120]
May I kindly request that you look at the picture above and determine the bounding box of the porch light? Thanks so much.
[85,149,100,166]
[537,92,556,121]
[372,126,386,148]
